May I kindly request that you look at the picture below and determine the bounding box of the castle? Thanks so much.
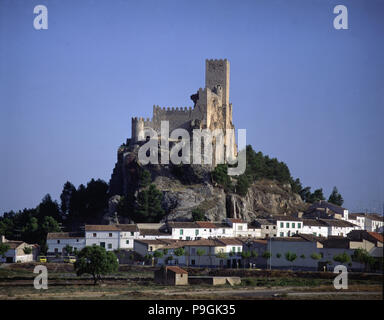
[130,59,237,165]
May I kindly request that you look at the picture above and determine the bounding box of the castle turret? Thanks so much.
[205,59,230,106]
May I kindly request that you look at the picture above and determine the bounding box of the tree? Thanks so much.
[211,164,232,191]
[191,208,206,221]
[276,253,281,258]
[139,169,151,188]
[251,251,258,259]
[153,250,164,259]
[309,189,325,203]
[352,248,374,271]
[196,249,205,267]
[23,247,32,255]
[215,252,227,259]
[0,243,10,258]
[241,250,252,268]
[74,246,119,285]
[300,254,305,259]
[135,184,165,222]
[174,247,185,263]
[285,252,297,265]
[60,181,76,216]
[311,252,322,260]
[333,252,351,264]
[64,244,73,255]
[235,174,250,196]
[36,194,62,222]
[262,251,271,259]
[328,186,344,206]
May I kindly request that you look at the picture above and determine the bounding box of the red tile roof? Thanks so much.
[367,232,384,243]
[195,221,217,228]
[166,266,188,274]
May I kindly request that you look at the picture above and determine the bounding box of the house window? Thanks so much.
[179,237,182,240]
[57,240,60,244]
[191,248,196,255]
[238,225,243,231]
[273,226,276,229]
[180,229,183,235]
[76,239,79,242]
[297,223,301,228]
[54,248,58,253]
[209,229,212,233]
[100,242,105,248]
[286,223,289,228]
[126,240,129,244]
[280,232,284,237]
[195,229,199,236]
[191,259,195,265]
[150,246,153,251]
[186,236,191,240]
[292,223,295,228]
[266,226,269,229]
[232,247,236,252]
[280,222,283,228]
[93,233,96,237]
[131,232,134,236]
[222,229,225,234]
[108,244,112,249]
[109,233,112,237]
[237,247,241,252]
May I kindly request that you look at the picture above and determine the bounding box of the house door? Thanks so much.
[226,260,231,268]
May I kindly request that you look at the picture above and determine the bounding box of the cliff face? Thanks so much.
[108,146,307,223]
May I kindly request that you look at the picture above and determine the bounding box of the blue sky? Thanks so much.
[0,0,383,214]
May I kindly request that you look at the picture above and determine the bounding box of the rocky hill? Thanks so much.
[107,142,308,223]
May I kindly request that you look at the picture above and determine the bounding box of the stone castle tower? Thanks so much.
[130,59,236,165]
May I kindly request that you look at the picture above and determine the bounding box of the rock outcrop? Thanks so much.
[107,145,308,223]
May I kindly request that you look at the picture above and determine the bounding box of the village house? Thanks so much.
[154,266,188,286]
[226,218,261,238]
[85,224,140,250]
[275,215,303,237]
[133,239,183,258]
[183,238,244,268]
[301,219,329,238]
[47,232,85,255]
[166,221,234,240]
[0,235,38,263]
[253,218,277,238]
[318,219,359,237]
[267,235,324,270]
[347,230,383,258]
[305,200,349,220]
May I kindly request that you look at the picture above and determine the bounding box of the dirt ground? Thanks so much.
[0,263,382,300]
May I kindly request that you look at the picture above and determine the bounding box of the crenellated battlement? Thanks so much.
[153,105,193,112]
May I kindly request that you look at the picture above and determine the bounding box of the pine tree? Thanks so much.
[328,186,344,206]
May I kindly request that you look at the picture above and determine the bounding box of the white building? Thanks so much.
[85,224,140,251]
[301,219,329,238]
[47,232,85,254]
[319,219,359,237]
[166,222,234,240]
[0,236,37,263]
[226,218,261,238]
[275,216,303,237]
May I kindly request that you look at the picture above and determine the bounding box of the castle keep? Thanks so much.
[130,59,236,163]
